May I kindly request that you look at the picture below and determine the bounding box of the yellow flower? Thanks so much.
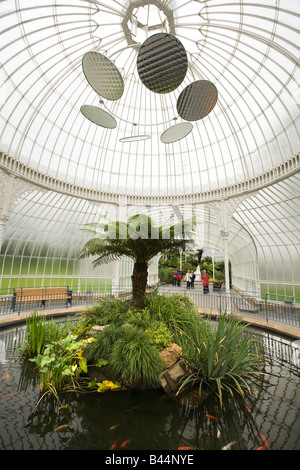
[82,337,96,344]
[103,380,123,390]
[76,348,84,359]
[97,382,109,393]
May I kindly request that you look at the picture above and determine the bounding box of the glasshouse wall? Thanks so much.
[234,174,300,301]
[0,238,159,293]
[0,189,159,293]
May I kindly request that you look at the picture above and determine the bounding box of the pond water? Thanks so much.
[0,323,299,451]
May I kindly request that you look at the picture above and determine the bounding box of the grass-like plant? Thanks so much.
[84,323,166,389]
[83,323,123,363]
[144,291,200,341]
[110,326,165,389]
[22,312,73,357]
[178,314,265,405]
[74,296,132,334]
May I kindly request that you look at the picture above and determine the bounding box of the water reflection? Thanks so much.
[0,326,299,450]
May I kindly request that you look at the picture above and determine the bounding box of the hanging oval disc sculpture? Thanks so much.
[177,80,218,121]
[120,135,151,143]
[161,122,193,144]
[80,105,117,129]
[82,51,124,100]
[137,33,188,94]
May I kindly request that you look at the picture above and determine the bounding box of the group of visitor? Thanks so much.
[185,269,196,289]
[172,269,183,287]
[171,268,210,293]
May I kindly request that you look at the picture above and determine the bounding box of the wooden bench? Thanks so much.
[12,286,72,312]
[213,281,223,291]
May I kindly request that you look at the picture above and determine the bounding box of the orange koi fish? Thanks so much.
[256,445,266,450]
[109,440,119,450]
[54,424,69,432]
[244,403,251,413]
[221,440,237,450]
[120,439,130,448]
[178,446,198,450]
[206,414,220,421]
[259,432,269,448]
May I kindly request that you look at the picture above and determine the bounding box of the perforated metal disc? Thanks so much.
[80,105,117,129]
[137,33,188,94]
[177,80,218,121]
[82,51,124,100]
[161,122,193,143]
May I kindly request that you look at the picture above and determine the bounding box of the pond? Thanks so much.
[0,322,299,452]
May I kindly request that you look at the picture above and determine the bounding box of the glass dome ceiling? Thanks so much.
[1,0,299,197]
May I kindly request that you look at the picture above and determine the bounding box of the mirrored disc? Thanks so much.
[137,33,188,94]
[177,80,218,121]
[161,122,193,143]
[80,105,117,129]
[82,51,124,100]
[120,135,151,143]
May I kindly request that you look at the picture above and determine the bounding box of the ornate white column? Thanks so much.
[220,229,230,293]
[111,196,128,293]
[209,195,254,293]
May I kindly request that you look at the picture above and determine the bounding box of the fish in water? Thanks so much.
[0,393,14,399]
[109,439,119,450]
[258,432,269,449]
[206,414,220,421]
[178,446,198,450]
[243,403,251,413]
[109,424,121,431]
[54,424,69,432]
[120,439,130,448]
[221,440,237,450]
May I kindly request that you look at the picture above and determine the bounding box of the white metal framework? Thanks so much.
[0,1,299,298]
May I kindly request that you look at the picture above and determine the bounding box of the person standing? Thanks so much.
[185,270,191,289]
[190,270,195,289]
[201,269,210,294]
[172,269,177,286]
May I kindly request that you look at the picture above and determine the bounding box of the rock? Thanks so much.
[88,325,107,335]
[159,343,182,368]
[159,359,191,394]
[88,365,116,383]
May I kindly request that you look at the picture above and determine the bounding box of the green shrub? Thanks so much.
[75,296,132,333]
[110,327,165,389]
[145,292,200,342]
[29,334,87,397]
[144,321,172,350]
[179,314,264,405]
[83,323,124,363]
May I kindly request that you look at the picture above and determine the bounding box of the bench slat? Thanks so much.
[14,287,68,297]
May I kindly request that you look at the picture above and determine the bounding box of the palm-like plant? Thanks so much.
[79,214,194,309]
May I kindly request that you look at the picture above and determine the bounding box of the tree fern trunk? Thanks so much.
[131,261,148,309]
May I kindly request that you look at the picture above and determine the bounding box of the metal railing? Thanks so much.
[190,291,299,328]
[0,284,299,330]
